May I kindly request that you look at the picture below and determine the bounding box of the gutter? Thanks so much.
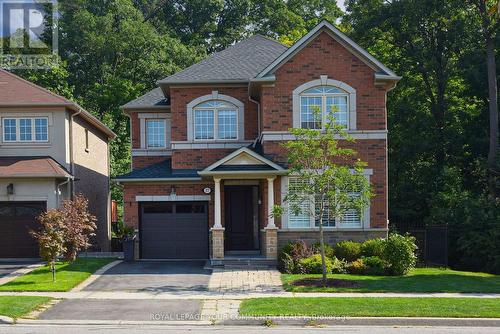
[56,176,72,206]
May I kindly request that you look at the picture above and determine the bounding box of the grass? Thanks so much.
[0,257,115,292]
[0,296,53,319]
[282,268,500,293]
[240,297,500,318]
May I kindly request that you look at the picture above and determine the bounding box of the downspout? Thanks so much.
[248,83,261,148]
[68,107,82,199]
[56,177,71,207]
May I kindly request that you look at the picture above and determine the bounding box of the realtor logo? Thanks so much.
[0,0,58,69]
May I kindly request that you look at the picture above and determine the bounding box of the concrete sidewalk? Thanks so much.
[1,291,499,300]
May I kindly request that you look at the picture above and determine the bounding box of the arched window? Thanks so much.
[187,92,244,141]
[193,100,238,140]
[292,76,356,130]
[300,86,348,129]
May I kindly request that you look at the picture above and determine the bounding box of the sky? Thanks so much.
[337,0,346,11]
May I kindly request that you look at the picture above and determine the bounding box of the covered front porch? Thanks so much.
[198,147,287,265]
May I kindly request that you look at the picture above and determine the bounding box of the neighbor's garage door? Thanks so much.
[0,202,46,258]
[140,202,208,259]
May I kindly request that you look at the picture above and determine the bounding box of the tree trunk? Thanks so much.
[486,34,499,197]
[51,259,56,282]
[318,217,327,286]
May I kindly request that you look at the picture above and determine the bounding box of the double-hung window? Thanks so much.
[193,100,238,140]
[300,86,349,129]
[146,119,166,148]
[286,177,362,228]
[2,117,49,142]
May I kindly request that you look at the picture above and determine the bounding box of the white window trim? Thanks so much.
[186,91,245,142]
[280,170,371,230]
[293,75,357,130]
[145,118,167,149]
[139,113,171,150]
[1,117,49,143]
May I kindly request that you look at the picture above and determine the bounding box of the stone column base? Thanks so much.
[210,227,225,259]
[263,227,278,259]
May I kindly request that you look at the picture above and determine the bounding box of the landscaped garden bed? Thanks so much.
[239,297,500,318]
[0,296,53,319]
[0,257,115,292]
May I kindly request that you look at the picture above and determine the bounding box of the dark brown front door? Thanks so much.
[224,185,255,251]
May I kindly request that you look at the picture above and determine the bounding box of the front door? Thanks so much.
[224,185,256,251]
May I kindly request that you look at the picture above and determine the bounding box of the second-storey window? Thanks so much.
[146,119,166,148]
[300,86,348,129]
[2,117,49,142]
[194,100,238,140]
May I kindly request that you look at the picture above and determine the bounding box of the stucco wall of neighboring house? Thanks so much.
[71,116,111,251]
[0,106,70,170]
[0,178,64,209]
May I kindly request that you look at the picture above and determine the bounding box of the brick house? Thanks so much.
[116,21,400,264]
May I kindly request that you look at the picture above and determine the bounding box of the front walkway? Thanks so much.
[208,268,283,294]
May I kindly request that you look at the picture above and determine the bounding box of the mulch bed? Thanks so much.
[291,278,360,288]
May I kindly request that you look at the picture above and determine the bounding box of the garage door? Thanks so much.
[140,202,208,259]
[0,202,45,258]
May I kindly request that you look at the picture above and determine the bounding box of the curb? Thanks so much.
[70,260,123,292]
[0,316,13,324]
[15,319,212,326]
[222,316,500,327]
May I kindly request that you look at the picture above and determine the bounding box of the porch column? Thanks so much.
[211,178,224,260]
[264,177,278,260]
[266,177,276,228]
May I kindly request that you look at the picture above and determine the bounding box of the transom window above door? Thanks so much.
[2,117,49,143]
[194,100,238,140]
[300,85,349,129]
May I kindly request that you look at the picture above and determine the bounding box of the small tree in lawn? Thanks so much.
[273,110,373,285]
[30,210,66,282]
[61,194,97,261]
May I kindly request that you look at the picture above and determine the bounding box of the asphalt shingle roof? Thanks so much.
[159,35,288,84]
[115,159,200,180]
[0,156,72,178]
[122,87,169,109]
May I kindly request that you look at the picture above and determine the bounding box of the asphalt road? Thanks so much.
[0,325,498,334]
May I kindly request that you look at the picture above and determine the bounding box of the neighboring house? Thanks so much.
[116,21,400,263]
[0,69,115,257]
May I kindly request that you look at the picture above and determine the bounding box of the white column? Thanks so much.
[213,178,222,228]
[267,177,276,228]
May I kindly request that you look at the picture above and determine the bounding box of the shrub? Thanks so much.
[362,256,387,275]
[346,258,367,275]
[278,240,313,273]
[361,238,386,257]
[383,233,418,275]
[330,256,347,274]
[334,240,362,262]
[311,242,335,258]
[299,254,334,274]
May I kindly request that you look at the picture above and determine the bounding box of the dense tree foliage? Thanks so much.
[2,0,498,272]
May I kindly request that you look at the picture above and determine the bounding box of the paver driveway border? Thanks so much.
[0,261,43,285]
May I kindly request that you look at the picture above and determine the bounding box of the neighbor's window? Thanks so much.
[300,86,348,129]
[287,177,362,228]
[146,119,166,148]
[2,117,49,142]
[194,100,238,140]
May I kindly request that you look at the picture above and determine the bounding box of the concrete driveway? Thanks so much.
[83,260,212,293]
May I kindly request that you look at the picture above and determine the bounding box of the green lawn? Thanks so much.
[0,258,115,292]
[282,268,500,293]
[0,296,53,319]
[240,297,500,318]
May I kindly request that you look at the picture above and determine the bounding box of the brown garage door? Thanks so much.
[140,202,208,259]
[0,202,45,258]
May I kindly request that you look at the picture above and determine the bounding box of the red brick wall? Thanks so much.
[129,113,140,149]
[172,148,235,169]
[262,31,388,132]
[263,139,387,228]
[132,156,168,170]
[123,183,214,229]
